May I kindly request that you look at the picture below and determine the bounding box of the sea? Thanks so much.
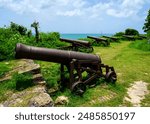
[60,33,113,40]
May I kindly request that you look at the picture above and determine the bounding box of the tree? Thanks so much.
[143,9,150,32]
[114,32,125,37]
[31,21,40,42]
[125,28,139,36]
[10,22,27,35]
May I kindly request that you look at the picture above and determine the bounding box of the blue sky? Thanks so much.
[0,0,150,34]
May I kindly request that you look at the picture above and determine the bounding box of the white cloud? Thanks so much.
[106,0,147,18]
[57,9,83,16]
[0,0,149,18]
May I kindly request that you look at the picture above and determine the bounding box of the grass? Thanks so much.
[0,61,12,78]
[0,40,150,106]
[37,41,150,106]
[129,39,150,51]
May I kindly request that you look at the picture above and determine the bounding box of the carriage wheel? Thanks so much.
[71,81,86,95]
[105,71,117,83]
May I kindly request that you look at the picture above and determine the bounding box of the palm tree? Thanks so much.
[31,21,40,42]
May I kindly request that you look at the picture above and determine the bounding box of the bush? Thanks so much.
[0,24,63,61]
[10,22,28,35]
[38,32,65,48]
[129,40,150,51]
[125,28,139,36]
[0,32,31,61]
[114,32,125,37]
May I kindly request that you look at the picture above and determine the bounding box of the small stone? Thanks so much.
[55,96,69,105]
[29,93,54,107]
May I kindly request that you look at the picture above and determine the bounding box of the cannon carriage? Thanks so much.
[102,36,119,42]
[15,43,117,95]
[59,38,93,53]
[87,36,110,46]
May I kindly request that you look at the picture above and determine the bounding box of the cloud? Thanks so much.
[0,0,149,18]
[106,0,148,18]
[57,9,83,16]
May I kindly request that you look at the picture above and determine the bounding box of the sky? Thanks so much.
[0,0,150,34]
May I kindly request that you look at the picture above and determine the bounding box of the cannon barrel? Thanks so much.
[15,43,100,64]
[87,36,107,41]
[60,38,91,46]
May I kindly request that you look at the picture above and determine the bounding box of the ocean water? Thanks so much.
[60,34,113,40]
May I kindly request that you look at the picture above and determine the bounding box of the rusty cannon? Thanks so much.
[122,35,136,41]
[15,43,117,95]
[87,36,110,46]
[59,38,93,52]
[102,36,119,42]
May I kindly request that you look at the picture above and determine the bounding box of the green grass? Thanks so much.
[36,41,150,106]
[0,62,11,78]
[0,80,16,102]
[0,40,150,106]
[129,39,150,51]
[0,67,34,103]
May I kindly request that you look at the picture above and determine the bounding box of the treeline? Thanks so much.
[114,28,140,37]
[0,22,65,61]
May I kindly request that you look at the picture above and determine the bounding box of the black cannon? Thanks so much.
[102,36,119,42]
[123,35,136,41]
[59,38,93,52]
[87,36,110,46]
[15,43,117,95]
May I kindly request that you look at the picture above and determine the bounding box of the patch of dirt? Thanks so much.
[99,91,117,103]
[82,91,117,106]
[124,81,149,107]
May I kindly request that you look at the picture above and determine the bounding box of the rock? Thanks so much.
[29,93,54,107]
[0,86,54,107]
[55,96,69,106]
[31,85,47,93]
[0,104,4,107]
[124,81,149,107]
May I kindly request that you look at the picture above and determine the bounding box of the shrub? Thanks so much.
[125,28,139,36]
[10,22,28,36]
[114,32,125,37]
[129,40,150,51]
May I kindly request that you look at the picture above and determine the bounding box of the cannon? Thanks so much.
[15,43,117,95]
[123,35,136,41]
[87,36,110,46]
[59,38,93,52]
[102,36,119,42]
[138,35,147,40]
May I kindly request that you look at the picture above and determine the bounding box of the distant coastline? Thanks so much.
[60,33,113,39]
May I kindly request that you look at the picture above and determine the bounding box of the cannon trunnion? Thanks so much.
[15,43,117,95]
